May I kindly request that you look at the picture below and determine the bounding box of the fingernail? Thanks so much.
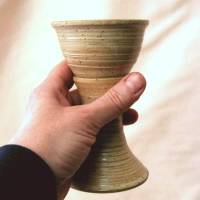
[125,73,144,94]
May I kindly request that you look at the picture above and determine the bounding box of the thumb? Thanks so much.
[88,72,146,126]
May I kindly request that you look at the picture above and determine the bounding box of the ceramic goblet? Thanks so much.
[52,19,149,193]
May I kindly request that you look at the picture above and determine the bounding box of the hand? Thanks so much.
[11,60,146,199]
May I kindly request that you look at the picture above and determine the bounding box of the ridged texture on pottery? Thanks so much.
[52,20,148,78]
[52,19,149,193]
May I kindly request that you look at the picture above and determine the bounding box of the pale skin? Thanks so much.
[10,60,146,199]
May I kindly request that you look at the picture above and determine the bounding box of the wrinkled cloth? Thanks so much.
[0,0,199,199]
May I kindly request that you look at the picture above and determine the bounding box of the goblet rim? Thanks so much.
[52,19,149,27]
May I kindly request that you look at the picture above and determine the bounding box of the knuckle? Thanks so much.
[32,87,41,97]
[30,86,43,100]
[65,107,98,146]
[79,106,102,130]
[106,88,125,114]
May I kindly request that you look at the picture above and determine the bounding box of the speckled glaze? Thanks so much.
[52,19,149,193]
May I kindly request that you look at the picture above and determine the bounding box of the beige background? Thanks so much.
[0,0,200,199]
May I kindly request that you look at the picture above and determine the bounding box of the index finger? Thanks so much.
[47,59,74,89]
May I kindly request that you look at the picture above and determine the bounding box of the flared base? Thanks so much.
[72,164,148,193]
[71,118,149,193]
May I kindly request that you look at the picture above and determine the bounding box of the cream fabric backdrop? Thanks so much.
[0,0,199,199]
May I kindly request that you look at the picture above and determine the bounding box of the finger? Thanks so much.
[122,109,138,125]
[87,72,146,126]
[68,89,81,106]
[46,59,74,89]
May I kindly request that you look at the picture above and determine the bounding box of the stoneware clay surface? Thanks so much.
[52,19,149,193]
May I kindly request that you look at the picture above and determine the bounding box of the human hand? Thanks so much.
[11,60,146,199]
